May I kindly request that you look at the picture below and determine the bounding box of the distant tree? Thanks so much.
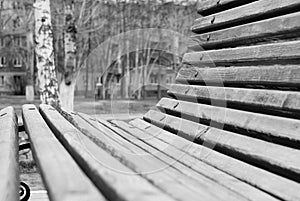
[49,0,105,110]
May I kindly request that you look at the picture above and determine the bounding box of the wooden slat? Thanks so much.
[168,84,300,118]
[183,41,300,66]
[197,0,258,16]
[190,12,300,50]
[177,65,300,88]
[22,105,106,201]
[106,120,247,201]
[38,104,176,201]
[72,112,244,201]
[143,110,300,183]
[0,107,18,201]
[113,120,278,201]
[130,118,300,201]
[157,98,300,148]
[192,0,300,33]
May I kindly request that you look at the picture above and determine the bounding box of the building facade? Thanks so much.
[0,0,34,95]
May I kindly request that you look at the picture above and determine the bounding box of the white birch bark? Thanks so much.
[34,0,59,105]
[60,0,77,110]
[126,39,130,98]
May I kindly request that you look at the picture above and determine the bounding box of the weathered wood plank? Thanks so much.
[176,65,300,87]
[192,0,300,33]
[113,120,278,201]
[183,40,300,66]
[72,112,244,201]
[197,0,259,16]
[143,110,300,183]
[108,119,248,201]
[130,118,300,201]
[190,12,300,50]
[39,104,176,201]
[168,84,300,118]
[157,98,300,148]
[22,105,106,201]
[0,107,18,201]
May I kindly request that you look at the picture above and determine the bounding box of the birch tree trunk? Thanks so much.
[126,39,130,98]
[60,0,77,110]
[26,32,35,101]
[34,0,60,106]
[135,45,140,100]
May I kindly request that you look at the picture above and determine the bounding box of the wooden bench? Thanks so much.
[1,1,300,201]
[124,1,300,200]
[98,1,300,201]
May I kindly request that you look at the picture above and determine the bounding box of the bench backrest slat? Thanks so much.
[190,12,300,50]
[197,0,259,16]
[193,0,300,33]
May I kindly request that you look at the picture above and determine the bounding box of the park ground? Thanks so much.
[0,95,159,194]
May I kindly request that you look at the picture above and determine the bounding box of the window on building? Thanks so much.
[0,38,4,47]
[14,57,22,67]
[166,76,173,84]
[13,75,21,87]
[0,76,4,86]
[13,16,21,29]
[14,37,21,47]
[150,75,157,84]
[21,36,27,47]
[0,57,6,67]
[12,2,21,9]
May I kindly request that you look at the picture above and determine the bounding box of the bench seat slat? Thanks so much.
[197,0,258,16]
[130,118,300,201]
[144,110,300,183]
[112,120,278,201]
[108,119,252,201]
[192,0,300,33]
[177,65,300,87]
[71,112,243,201]
[157,98,300,148]
[183,40,300,66]
[190,12,300,50]
[168,84,300,118]
[0,107,18,201]
[39,104,176,201]
[22,105,106,201]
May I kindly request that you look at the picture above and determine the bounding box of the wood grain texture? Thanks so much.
[73,112,244,201]
[190,12,300,50]
[168,84,300,117]
[192,0,300,33]
[39,104,175,201]
[74,113,206,201]
[197,0,258,16]
[143,110,300,183]
[22,105,106,201]
[0,107,18,201]
[130,118,300,201]
[157,98,300,148]
[176,65,300,87]
[183,40,300,66]
[113,120,278,201]
[108,119,248,201]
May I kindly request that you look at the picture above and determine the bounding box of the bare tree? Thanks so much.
[49,0,105,110]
